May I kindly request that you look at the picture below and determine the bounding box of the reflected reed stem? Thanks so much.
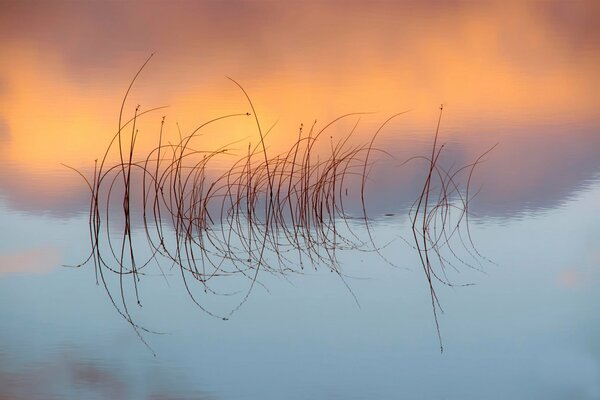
[65,57,492,354]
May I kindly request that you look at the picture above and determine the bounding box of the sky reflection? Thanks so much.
[0,245,60,277]
[0,0,598,219]
[1,2,599,399]
[0,181,599,399]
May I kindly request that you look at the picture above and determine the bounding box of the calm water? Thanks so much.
[1,1,599,399]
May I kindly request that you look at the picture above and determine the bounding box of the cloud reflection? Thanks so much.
[0,0,598,219]
[0,351,215,400]
[0,246,60,277]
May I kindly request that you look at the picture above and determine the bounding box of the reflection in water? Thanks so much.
[1,1,599,399]
[73,61,487,352]
[0,1,598,219]
[0,351,213,400]
[1,185,598,399]
[0,245,60,277]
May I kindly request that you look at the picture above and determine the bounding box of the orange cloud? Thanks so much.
[0,1,598,216]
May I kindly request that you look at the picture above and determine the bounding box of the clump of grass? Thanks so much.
[65,55,492,354]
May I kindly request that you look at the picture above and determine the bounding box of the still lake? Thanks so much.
[1,1,599,399]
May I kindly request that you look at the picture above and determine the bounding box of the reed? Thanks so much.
[66,57,491,353]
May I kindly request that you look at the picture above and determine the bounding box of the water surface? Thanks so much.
[1,1,599,399]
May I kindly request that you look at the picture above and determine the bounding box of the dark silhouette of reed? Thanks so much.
[65,55,492,353]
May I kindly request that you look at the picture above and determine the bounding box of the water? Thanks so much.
[1,1,599,399]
